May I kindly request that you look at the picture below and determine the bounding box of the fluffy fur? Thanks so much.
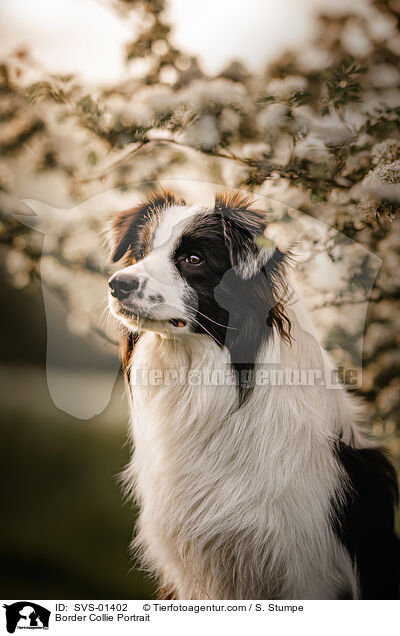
[108,190,400,599]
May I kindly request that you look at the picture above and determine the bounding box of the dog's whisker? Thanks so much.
[97,305,111,330]
[187,315,224,347]
[185,304,239,330]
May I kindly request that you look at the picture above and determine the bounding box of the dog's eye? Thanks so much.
[185,254,203,265]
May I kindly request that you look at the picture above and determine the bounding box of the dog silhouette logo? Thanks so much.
[3,602,50,633]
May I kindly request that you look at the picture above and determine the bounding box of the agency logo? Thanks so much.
[3,603,50,634]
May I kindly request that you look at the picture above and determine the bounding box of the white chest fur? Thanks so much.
[123,330,359,599]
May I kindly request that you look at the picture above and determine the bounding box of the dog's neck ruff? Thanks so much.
[122,306,361,599]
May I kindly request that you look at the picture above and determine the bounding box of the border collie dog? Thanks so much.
[108,190,399,600]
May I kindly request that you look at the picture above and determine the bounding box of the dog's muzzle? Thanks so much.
[108,271,187,328]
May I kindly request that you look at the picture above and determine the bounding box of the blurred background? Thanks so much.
[0,0,399,599]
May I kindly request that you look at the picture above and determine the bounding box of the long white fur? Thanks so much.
[114,204,369,599]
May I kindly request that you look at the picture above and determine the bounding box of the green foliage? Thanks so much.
[0,406,156,599]
[323,59,366,112]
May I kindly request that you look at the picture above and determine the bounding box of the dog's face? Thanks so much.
[108,196,197,335]
[108,191,290,365]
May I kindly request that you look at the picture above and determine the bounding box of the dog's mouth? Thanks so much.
[113,301,187,329]
[169,318,187,328]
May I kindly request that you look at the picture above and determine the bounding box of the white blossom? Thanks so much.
[266,76,308,100]
[180,114,219,149]
[371,139,400,166]
[257,103,288,131]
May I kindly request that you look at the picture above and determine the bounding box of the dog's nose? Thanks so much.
[108,274,140,299]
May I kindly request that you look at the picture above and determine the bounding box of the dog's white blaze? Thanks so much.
[122,251,187,320]
[152,204,203,249]
[122,294,363,599]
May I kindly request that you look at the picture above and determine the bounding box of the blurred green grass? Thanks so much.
[0,270,155,599]
[0,406,156,599]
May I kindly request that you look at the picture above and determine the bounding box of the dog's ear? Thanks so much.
[220,214,256,271]
[259,248,293,344]
[215,191,265,233]
[110,190,184,263]
[215,191,272,278]
[215,191,292,344]
[110,206,141,263]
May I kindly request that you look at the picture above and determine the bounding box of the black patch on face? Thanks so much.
[173,210,291,404]
[331,441,400,599]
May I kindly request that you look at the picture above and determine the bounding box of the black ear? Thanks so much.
[215,191,266,235]
[110,206,142,263]
[215,190,267,270]
[220,214,257,270]
[260,248,292,344]
[109,190,184,263]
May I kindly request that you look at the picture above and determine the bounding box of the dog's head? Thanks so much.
[108,190,291,381]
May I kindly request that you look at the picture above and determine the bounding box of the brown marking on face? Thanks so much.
[110,190,186,264]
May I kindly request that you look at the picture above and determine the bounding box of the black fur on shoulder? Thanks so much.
[331,441,400,599]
